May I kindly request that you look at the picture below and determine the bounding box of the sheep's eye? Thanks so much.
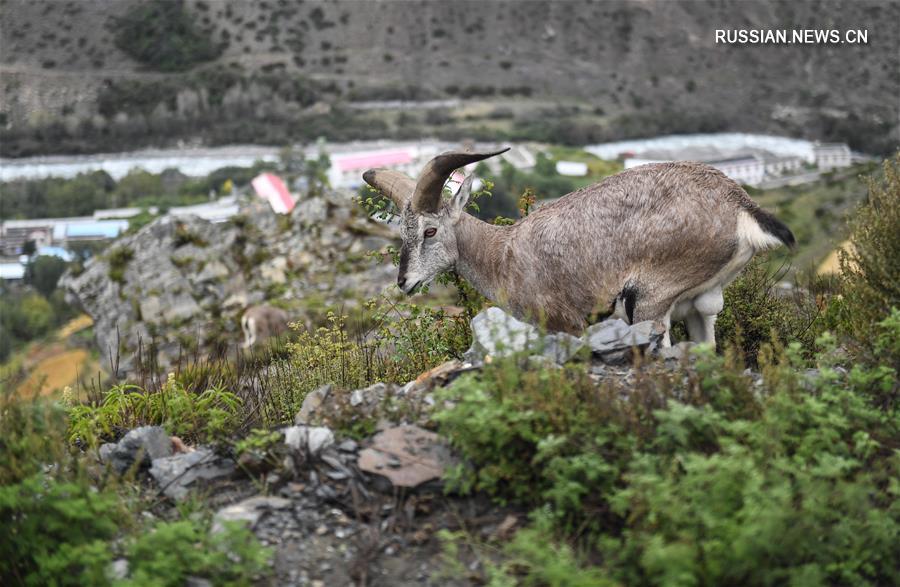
[424,227,437,238]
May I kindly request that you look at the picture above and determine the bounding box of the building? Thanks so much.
[328,146,437,189]
[705,155,766,187]
[168,196,240,223]
[0,262,25,281]
[814,143,852,171]
[0,217,128,255]
[624,154,768,187]
[762,154,803,176]
[555,161,589,177]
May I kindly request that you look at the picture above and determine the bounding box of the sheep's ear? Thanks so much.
[449,174,476,222]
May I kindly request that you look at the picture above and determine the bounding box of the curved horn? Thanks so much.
[362,168,416,209]
[412,148,510,213]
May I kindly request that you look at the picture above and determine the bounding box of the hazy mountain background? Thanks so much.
[1,0,898,156]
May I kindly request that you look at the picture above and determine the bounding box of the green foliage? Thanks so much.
[434,317,900,585]
[715,257,818,362]
[173,221,209,248]
[0,171,114,221]
[67,374,242,446]
[837,154,900,350]
[0,473,125,585]
[1,385,270,585]
[113,0,221,72]
[0,284,77,362]
[121,519,271,587]
[25,255,69,297]
[113,169,164,205]
[107,246,134,284]
[257,304,470,428]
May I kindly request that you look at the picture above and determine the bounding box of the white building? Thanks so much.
[814,143,852,171]
[762,154,804,176]
[706,155,766,187]
[555,161,589,177]
[168,196,240,223]
[624,154,767,187]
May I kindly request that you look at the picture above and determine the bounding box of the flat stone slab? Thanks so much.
[358,425,457,489]
[149,448,236,501]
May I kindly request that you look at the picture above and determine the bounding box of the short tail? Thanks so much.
[751,207,795,248]
[737,208,795,251]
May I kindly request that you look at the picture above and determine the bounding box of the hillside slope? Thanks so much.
[1,0,898,156]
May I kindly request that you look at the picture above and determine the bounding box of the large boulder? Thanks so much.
[60,191,397,373]
[464,307,665,367]
[99,426,172,473]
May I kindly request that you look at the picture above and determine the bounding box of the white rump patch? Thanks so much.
[736,211,783,251]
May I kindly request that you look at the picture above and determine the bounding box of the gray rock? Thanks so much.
[464,307,539,362]
[59,193,397,373]
[541,332,585,363]
[149,448,236,501]
[107,559,129,581]
[584,319,632,352]
[283,425,335,457]
[295,384,332,425]
[100,426,172,474]
[585,318,666,365]
[211,495,292,533]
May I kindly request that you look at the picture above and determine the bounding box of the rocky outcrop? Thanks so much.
[60,190,396,373]
[464,306,666,366]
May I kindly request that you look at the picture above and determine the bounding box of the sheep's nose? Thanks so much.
[397,276,407,289]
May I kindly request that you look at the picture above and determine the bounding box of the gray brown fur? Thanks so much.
[364,155,794,345]
[241,305,289,349]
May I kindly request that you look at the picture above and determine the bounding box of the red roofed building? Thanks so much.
[252,173,296,214]
[328,146,433,188]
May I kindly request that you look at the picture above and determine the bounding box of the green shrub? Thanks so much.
[715,257,818,362]
[0,474,125,585]
[113,0,221,72]
[269,307,469,427]
[838,154,900,351]
[434,314,900,585]
[122,518,271,586]
[0,389,270,586]
[107,246,134,285]
[25,255,68,297]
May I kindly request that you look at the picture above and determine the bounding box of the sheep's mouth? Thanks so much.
[403,280,423,295]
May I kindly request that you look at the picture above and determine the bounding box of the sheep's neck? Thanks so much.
[454,214,514,303]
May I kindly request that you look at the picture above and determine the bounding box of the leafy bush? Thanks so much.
[25,255,69,297]
[122,518,270,586]
[837,154,900,350]
[0,386,271,586]
[106,246,134,285]
[0,474,126,585]
[434,315,900,585]
[67,373,242,446]
[113,0,221,72]
[714,257,818,362]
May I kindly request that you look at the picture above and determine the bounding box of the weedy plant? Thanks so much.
[0,389,272,586]
[435,315,900,585]
[67,372,242,447]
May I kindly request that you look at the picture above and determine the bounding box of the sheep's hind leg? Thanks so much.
[690,287,724,346]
